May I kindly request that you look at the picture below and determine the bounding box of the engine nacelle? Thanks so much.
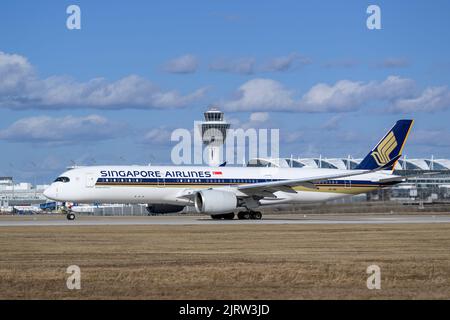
[194,189,238,214]
[146,204,185,214]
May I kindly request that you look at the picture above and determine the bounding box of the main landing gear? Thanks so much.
[237,211,262,220]
[211,212,235,220]
[210,211,263,220]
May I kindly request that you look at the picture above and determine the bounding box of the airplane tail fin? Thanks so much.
[355,120,414,171]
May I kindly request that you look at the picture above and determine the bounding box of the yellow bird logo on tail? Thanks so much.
[371,131,398,166]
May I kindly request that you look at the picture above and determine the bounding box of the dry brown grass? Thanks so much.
[0,222,450,299]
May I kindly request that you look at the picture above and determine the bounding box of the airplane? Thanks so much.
[44,120,414,221]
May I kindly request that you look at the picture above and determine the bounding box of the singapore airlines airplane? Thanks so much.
[44,120,413,221]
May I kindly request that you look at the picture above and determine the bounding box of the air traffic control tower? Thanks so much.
[200,107,230,166]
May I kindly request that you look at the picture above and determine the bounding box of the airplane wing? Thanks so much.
[238,155,401,197]
[237,169,371,197]
[178,155,401,201]
[178,169,372,201]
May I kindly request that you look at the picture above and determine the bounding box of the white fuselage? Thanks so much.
[44,165,398,208]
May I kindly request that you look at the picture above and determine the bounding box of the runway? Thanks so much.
[0,214,450,226]
[2,213,450,299]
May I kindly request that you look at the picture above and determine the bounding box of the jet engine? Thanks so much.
[146,204,185,215]
[194,189,238,214]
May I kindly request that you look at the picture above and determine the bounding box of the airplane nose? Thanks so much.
[43,186,55,200]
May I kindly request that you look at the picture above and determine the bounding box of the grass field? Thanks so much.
[0,221,450,299]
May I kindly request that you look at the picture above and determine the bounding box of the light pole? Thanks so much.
[30,161,37,199]
[11,177,15,212]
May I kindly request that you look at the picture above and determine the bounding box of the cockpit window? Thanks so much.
[54,176,70,183]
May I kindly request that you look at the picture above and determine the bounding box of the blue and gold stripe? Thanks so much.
[95,177,397,194]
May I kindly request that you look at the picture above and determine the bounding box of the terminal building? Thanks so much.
[247,156,450,172]
[0,177,49,210]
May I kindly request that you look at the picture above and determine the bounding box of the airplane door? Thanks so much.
[86,173,96,188]
[344,180,351,189]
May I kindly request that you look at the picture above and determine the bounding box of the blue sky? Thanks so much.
[1,0,450,183]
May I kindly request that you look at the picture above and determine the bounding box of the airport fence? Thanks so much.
[86,205,148,216]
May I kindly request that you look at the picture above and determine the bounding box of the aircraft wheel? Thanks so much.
[238,211,251,220]
[251,211,262,220]
[66,213,76,221]
[223,212,235,220]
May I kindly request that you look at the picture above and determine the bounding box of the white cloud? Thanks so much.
[226,112,270,130]
[141,127,173,145]
[390,86,450,113]
[282,130,305,144]
[321,115,342,131]
[224,76,423,113]
[263,53,311,72]
[0,115,125,144]
[376,57,410,68]
[224,78,296,111]
[369,75,417,100]
[299,80,366,112]
[0,51,206,110]
[164,54,198,74]
[209,53,310,75]
[299,76,415,112]
[209,57,256,75]
[0,51,34,94]
[249,112,269,122]
[410,129,450,147]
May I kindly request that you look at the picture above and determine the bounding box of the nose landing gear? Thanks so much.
[61,202,76,221]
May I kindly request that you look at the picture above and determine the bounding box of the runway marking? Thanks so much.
[0,215,449,226]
